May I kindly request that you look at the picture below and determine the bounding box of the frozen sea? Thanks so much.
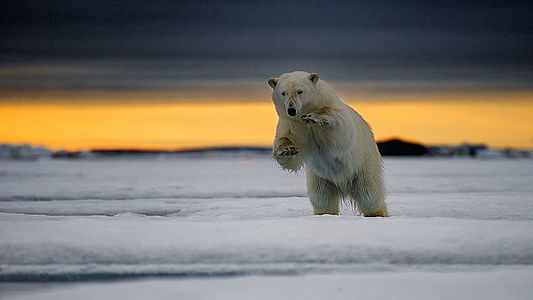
[1,155,533,299]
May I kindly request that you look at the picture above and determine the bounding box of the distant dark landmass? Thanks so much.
[94,147,271,156]
[377,139,428,156]
[57,140,432,158]
[90,147,271,156]
[1,139,531,160]
[51,146,272,159]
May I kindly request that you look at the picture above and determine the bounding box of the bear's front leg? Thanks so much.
[300,107,337,126]
[273,137,303,171]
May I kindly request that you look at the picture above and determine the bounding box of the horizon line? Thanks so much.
[3,137,532,153]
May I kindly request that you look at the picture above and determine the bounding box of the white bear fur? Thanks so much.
[269,71,387,217]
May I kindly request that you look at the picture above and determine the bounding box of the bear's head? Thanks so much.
[268,71,319,118]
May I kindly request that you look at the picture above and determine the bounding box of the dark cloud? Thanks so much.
[1,0,532,91]
[2,1,532,32]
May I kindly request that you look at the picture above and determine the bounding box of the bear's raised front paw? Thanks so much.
[301,113,328,125]
[274,146,299,157]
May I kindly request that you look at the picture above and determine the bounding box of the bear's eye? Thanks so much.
[281,92,286,96]
[297,90,303,94]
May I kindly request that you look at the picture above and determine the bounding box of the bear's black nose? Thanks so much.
[287,108,297,116]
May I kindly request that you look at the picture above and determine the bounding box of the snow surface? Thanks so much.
[1,156,533,298]
[3,268,533,300]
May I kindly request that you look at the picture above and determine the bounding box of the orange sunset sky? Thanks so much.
[1,86,532,151]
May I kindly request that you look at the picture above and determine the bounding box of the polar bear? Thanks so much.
[268,71,388,217]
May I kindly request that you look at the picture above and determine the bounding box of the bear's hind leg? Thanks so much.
[307,170,341,215]
[360,201,388,217]
[350,172,388,217]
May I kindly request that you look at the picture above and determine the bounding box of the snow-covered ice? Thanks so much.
[1,156,533,298]
[3,268,533,300]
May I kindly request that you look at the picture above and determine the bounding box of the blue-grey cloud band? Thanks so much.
[1,0,531,93]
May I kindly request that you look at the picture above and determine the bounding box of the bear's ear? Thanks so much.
[308,73,319,84]
[267,78,278,89]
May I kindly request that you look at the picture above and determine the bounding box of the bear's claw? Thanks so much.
[301,114,328,125]
[275,146,299,157]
